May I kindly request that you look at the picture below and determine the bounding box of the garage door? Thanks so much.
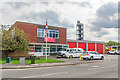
[67,42,77,48]
[88,43,95,51]
[97,44,103,54]
[78,43,86,51]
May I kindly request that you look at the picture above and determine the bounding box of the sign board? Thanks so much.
[44,38,56,42]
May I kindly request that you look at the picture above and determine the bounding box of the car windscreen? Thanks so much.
[83,52,88,54]
[89,52,95,54]
[62,48,66,51]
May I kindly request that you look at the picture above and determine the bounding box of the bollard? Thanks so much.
[70,55,72,60]
[6,57,11,63]
[80,54,81,61]
[31,55,35,64]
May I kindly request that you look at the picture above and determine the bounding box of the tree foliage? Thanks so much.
[105,41,120,46]
[2,27,30,52]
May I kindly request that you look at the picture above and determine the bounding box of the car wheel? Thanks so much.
[101,56,104,60]
[86,58,88,61]
[83,58,86,60]
[115,52,117,55]
[90,56,93,60]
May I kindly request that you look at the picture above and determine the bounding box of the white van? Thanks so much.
[63,48,84,58]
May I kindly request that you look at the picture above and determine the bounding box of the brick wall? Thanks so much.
[58,28,67,44]
[13,21,67,44]
[13,22,37,43]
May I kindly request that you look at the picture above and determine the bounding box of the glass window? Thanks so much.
[50,32,52,37]
[53,32,56,38]
[29,44,34,46]
[37,28,40,31]
[42,32,44,37]
[50,48,56,52]
[56,31,59,33]
[37,31,40,37]
[47,32,49,37]
[57,45,62,47]
[50,45,56,47]
[35,47,42,52]
[48,30,59,39]
[37,28,59,39]
[37,28,44,37]
[53,31,55,33]
[56,34,58,39]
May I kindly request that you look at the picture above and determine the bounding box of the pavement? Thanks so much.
[2,54,118,78]
[1,54,113,69]
[1,57,104,69]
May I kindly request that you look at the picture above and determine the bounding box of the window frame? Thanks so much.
[37,28,45,37]
[46,29,59,39]
[37,28,59,39]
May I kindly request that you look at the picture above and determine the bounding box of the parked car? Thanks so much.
[57,48,84,58]
[57,48,67,58]
[107,49,120,55]
[81,51,104,60]
[56,52,66,58]
[64,48,84,58]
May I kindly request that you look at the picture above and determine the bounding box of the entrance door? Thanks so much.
[43,47,50,56]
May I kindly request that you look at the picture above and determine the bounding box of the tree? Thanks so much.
[2,27,30,57]
[105,41,119,46]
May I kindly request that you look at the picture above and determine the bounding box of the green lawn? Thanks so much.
[1,58,65,64]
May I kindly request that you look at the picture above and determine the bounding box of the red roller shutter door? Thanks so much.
[67,42,77,48]
[97,44,103,54]
[78,43,86,51]
[88,43,95,51]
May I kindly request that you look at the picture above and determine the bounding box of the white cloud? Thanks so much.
[102,28,118,42]
[0,0,118,42]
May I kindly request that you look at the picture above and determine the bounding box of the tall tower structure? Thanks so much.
[76,21,84,40]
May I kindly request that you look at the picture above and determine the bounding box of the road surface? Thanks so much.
[2,55,118,78]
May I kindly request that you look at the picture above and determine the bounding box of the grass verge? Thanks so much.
[1,58,65,64]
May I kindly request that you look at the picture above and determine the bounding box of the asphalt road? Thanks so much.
[2,55,118,78]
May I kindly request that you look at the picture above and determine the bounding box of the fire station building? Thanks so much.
[67,40,105,54]
[13,21,105,56]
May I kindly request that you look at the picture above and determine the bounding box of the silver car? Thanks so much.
[81,51,104,60]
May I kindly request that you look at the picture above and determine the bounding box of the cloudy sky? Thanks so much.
[0,0,119,42]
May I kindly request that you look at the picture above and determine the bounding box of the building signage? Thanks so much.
[44,38,56,42]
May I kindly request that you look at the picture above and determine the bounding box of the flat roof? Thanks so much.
[15,21,67,29]
[67,39,105,43]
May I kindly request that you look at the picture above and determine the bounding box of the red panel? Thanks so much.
[44,38,56,42]
[67,42,77,48]
[97,44,103,54]
[88,43,95,51]
[78,43,86,51]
